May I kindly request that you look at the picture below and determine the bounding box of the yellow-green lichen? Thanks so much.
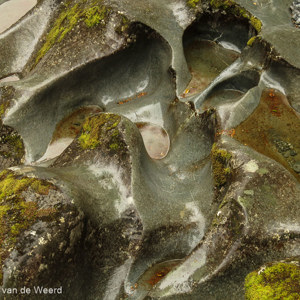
[0,171,55,202]
[35,0,109,65]
[0,170,57,283]
[78,113,121,150]
[84,5,107,27]
[35,3,80,65]
[187,0,200,8]
[245,262,300,300]
[247,36,257,47]
[247,35,262,47]
[211,143,232,187]
[250,16,262,33]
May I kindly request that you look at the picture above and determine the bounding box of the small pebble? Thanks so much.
[290,150,297,156]
[292,161,300,173]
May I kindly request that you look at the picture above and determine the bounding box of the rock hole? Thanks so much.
[202,89,244,110]
[182,14,250,97]
[136,122,170,160]
[183,40,240,97]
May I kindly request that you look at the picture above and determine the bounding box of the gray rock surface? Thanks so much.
[0,0,299,299]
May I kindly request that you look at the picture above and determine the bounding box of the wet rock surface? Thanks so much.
[0,169,85,299]
[0,0,300,299]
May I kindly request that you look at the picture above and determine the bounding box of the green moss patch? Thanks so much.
[187,0,200,8]
[245,262,300,299]
[35,0,109,65]
[247,36,257,47]
[250,16,262,33]
[247,35,262,47]
[84,5,107,27]
[78,113,124,151]
[0,170,58,283]
[211,143,232,187]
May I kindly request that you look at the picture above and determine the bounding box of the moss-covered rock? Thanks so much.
[245,261,300,300]
[0,127,24,160]
[0,170,57,283]
[211,143,232,188]
[187,0,201,8]
[0,168,89,298]
[84,5,108,27]
[51,112,132,182]
[78,113,122,150]
[35,0,110,65]
[250,16,262,33]
[0,85,25,170]
[0,126,25,170]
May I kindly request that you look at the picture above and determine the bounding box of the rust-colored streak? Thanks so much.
[146,267,171,286]
[266,88,281,117]
[117,92,148,105]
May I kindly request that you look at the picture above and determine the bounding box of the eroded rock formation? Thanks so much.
[0,0,299,299]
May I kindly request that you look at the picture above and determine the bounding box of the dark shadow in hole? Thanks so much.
[183,13,251,50]
[182,13,252,97]
[210,69,260,93]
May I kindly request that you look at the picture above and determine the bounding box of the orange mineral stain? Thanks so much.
[234,88,300,180]
[117,92,148,105]
[146,267,171,286]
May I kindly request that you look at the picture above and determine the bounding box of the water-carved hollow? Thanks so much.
[5,24,174,162]
[136,122,170,160]
[182,13,252,97]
